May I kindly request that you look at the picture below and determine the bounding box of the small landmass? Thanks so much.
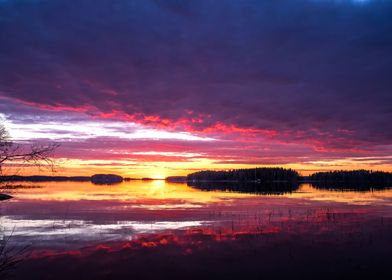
[91,174,124,185]
[0,193,12,201]
[165,176,187,183]
[187,168,299,183]
[0,175,91,182]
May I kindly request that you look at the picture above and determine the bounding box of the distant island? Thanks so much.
[185,168,299,194]
[0,193,12,201]
[0,175,91,182]
[91,174,124,184]
[187,168,299,183]
[310,170,392,183]
[183,168,392,193]
[165,176,187,183]
[0,174,124,185]
[309,170,392,190]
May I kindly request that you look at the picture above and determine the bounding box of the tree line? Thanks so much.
[310,170,392,184]
[187,168,299,183]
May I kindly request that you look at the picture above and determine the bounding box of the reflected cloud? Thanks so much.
[0,216,209,249]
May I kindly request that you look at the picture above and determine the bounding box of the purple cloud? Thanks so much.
[0,0,391,174]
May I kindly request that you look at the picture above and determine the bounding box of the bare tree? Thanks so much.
[1,121,59,276]
[0,121,59,176]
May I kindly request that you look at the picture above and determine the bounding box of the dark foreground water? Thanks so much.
[1,181,391,280]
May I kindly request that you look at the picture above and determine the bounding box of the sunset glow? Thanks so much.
[1,105,391,176]
[1,2,392,279]
[1,1,391,177]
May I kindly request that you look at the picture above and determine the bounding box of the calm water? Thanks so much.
[1,181,392,279]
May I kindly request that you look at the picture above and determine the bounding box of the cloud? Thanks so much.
[0,0,391,174]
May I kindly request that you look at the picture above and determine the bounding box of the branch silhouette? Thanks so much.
[0,122,59,175]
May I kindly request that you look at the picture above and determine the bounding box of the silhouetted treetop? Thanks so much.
[310,170,392,186]
[187,168,299,183]
[0,122,59,175]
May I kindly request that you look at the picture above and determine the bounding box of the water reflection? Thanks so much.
[311,181,392,192]
[1,181,391,248]
[187,181,299,195]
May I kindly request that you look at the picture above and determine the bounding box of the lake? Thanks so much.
[1,181,392,279]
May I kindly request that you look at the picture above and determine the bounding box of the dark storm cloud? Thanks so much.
[1,0,392,149]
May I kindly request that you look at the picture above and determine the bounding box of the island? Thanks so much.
[184,168,392,193]
[165,176,187,183]
[91,174,124,185]
[0,193,12,201]
[310,170,392,190]
[0,175,91,182]
[187,168,299,183]
[185,168,299,194]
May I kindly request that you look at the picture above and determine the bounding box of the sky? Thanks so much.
[0,0,391,178]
